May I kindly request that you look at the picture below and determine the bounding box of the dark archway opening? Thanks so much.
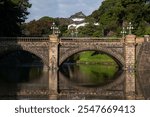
[0,50,48,99]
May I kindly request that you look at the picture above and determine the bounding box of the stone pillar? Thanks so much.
[48,34,59,99]
[124,35,136,99]
[124,35,136,70]
[48,70,58,99]
[49,34,59,70]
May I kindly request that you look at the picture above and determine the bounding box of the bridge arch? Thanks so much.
[21,46,49,66]
[59,46,125,68]
[0,47,49,67]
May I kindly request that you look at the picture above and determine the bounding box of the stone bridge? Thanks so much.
[0,34,149,99]
[0,35,146,70]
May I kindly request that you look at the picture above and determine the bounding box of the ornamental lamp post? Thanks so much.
[55,27,61,36]
[127,22,134,34]
[121,26,127,38]
[51,22,60,35]
[51,22,56,35]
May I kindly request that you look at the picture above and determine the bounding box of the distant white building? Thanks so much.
[94,23,99,26]
[72,18,85,22]
[68,12,87,29]
[68,22,88,29]
[68,11,99,30]
[71,12,85,22]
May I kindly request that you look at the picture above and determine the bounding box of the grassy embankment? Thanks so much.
[76,51,117,65]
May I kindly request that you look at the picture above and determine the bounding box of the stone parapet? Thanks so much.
[125,34,136,44]
[49,34,59,43]
[136,37,144,44]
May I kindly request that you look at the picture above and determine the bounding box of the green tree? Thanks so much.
[121,0,150,35]
[78,23,99,37]
[23,17,54,36]
[55,18,70,36]
[23,17,70,36]
[95,0,125,36]
[0,0,31,36]
[88,0,150,36]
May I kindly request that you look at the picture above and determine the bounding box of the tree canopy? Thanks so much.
[87,0,150,36]
[0,0,31,36]
[22,17,54,36]
[23,17,71,37]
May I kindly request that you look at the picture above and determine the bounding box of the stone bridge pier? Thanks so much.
[124,35,136,99]
[48,35,59,98]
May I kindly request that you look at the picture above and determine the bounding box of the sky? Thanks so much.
[26,0,103,22]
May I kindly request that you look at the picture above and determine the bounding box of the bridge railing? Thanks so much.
[60,37,122,42]
[0,36,123,42]
[0,37,49,41]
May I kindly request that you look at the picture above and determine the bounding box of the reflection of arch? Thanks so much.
[59,71,125,93]
[0,47,48,67]
[59,47,125,68]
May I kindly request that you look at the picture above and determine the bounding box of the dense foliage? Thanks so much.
[23,17,70,36]
[22,17,54,36]
[88,0,150,36]
[0,0,31,36]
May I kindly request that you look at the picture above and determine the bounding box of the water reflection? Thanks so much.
[0,67,43,83]
[0,66,49,99]
[0,64,149,99]
[137,70,150,99]
[60,64,121,87]
[58,63,125,99]
[125,70,136,99]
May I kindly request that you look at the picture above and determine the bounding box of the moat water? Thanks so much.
[0,63,149,100]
